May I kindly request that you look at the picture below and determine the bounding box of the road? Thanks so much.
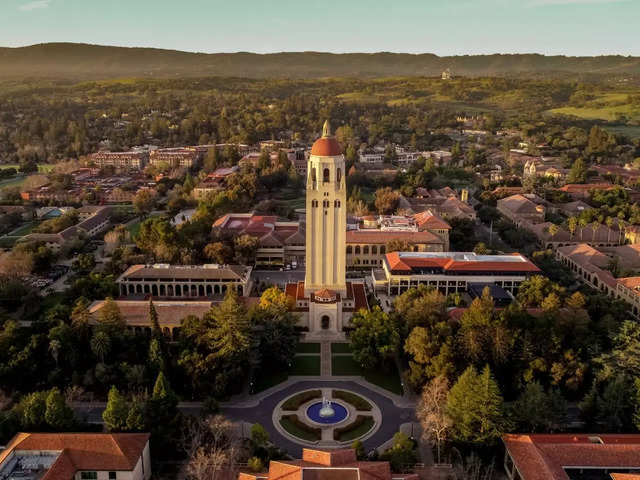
[223,380,416,457]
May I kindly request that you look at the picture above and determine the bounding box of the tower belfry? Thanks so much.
[304,119,347,297]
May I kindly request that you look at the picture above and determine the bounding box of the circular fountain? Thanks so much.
[306,397,348,425]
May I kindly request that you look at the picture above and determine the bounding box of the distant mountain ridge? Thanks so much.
[1,43,639,79]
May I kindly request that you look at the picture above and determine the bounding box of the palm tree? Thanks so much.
[579,218,588,241]
[548,224,559,244]
[568,217,577,240]
[49,339,61,367]
[606,217,614,243]
[591,221,600,244]
[90,331,111,363]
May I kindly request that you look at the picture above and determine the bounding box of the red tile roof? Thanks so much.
[385,252,540,274]
[346,229,442,245]
[0,433,149,479]
[503,434,640,480]
[413,211,451,230]
[311,137,342,157]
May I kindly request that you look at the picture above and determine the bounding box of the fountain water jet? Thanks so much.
[318,396,335,418]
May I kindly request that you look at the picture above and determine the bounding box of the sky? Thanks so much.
[0,0,638,56]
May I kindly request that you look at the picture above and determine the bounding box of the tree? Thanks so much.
[374,187,400,215]
[233,234,259,264]
[48,339,61,367]
[596,320,640,380]
[250,423,269,447]
[103,386,129,432]
[350,307,400,370]
[90,331,111,363]
[516,275,564,308]
[352,439,366,460]
[97,297,125,333]
[148,337,166,374]
[208,290,251,362]
[447,366,506,444]
[149,298,161,337]
[568,216,577,239]
[45,388,74,430]
[133,189,157,216]
[19,391,48,429]
[126,401,146,432]
[568,157,587,183]
[380,432,416,473]
[258,286,294,313]
[183,173,195,194]
[204,242,233,265]
[510,382,566,432]
[182,415,240,480]
[416,376,452,464]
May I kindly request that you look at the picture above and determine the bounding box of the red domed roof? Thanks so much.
[311,137,342,157]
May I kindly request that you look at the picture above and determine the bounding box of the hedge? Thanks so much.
[280,414,321,441]
[281,390,321,411]
[333,415,374,442]
[332,390,372,411]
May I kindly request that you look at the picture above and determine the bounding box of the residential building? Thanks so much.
[192,167,239,199]
[0,432,151,480]
[90,151,148,171]
[373,251,540,296]
[117,263,253,298]
[238,447,418,480]
[497,194,546,226]
[399,188,476,221]
[557,183,616,200]
[358,151,384,164]
[503,433,640,480]
[213,213,305,267]
[149,147,199,169]
[20,206,112,252]
[616,277,640,319]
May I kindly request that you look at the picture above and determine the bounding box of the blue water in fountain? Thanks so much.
[306,401,348,424]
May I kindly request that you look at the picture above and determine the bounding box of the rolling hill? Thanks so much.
[1,43,640,79]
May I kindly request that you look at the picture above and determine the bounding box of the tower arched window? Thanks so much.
[312,200,318,208]
[323,168,330,183]
[311,168,317,183]
[334,200,340,208]
[337,168,342,182]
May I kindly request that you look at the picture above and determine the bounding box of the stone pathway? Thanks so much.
[320,341,331,376]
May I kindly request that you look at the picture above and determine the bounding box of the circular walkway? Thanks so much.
[222,380,416,456]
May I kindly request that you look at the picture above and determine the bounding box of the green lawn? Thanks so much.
[280,416,321,441]
[7,222,37,237]
[253,370,288,393]
[290,355,320,376]
[296,342,321,354]
[334,416,375,442]
[332,355,404,395]
[331,343,351,354]
[252,355,320,393]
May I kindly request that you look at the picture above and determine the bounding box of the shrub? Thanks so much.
[248,456,264,472]
[332,390,372,411]
[333,415,374,442]
[281,390,321,411]
[280,414,321,441]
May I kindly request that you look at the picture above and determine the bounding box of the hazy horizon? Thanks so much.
[1,0,638,57]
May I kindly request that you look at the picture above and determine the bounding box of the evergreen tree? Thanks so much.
[126,401,146,432]
[103,386,129,432]
[447,365,506,444]
[209,290,251,362]
[148,337,165,373]
[44,388,74,430]
[97,297,125,334]
[149,298,161,337]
